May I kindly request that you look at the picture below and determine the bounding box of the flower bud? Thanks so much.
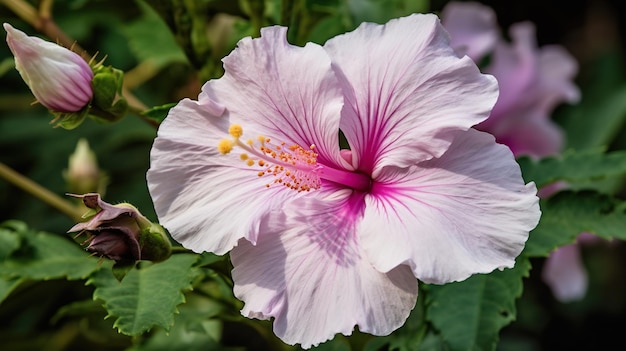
[63,138,108,195]
[3,23,93,113]
[67,193,171,262]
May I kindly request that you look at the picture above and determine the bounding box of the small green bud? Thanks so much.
[139,223,172,262]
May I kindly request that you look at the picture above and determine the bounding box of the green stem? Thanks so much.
[0,0,37,25]
[170,246,192,253]
[127,103,160,129]
[0,162,84,221]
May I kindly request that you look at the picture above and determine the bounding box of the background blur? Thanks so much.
[1,0,625,350]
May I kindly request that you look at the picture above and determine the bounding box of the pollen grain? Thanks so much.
[229,124,243,138]
[217,139,233,154]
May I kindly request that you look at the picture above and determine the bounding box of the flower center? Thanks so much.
[218,124,371,192]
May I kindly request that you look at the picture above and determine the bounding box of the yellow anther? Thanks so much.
[229,124,243,138]
[218,124,320,192]
[217,139,233,154]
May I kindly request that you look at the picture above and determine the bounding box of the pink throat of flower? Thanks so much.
[218,124,371,192]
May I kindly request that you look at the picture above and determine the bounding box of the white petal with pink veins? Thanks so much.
[205,26,349,170]
[324,13,498,173]
[359,129,540,284]
[148,98,305,254]
[231,190,418,348]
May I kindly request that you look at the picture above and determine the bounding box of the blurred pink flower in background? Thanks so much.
[4,23,93,113]
[442,2,588,302]
[147,14,540,348]
[442,2,580,158]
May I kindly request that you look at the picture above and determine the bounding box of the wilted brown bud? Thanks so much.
[68,193,171,262]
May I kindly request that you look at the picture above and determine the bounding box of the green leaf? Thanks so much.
[348,0,429,24]
[562,85,626,150]
[524,191,626,257]
[0,277,24,304]
[124,0,188,67]
[559,52,626,150]
[51,299,106,324]
[89,253,201,335]
[425,257,531,351]
[112,260,137,281]
[0,221,100,280]
[196,252,227,268]
[127,293,224,351]
[0,226,21,260]
[140,102,177,124]
[518,149,626,188]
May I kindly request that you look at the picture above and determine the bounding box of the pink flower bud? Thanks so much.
[3,23,93,112]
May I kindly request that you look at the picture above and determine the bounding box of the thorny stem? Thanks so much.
[0,162,84,222]
[1,0,159,129]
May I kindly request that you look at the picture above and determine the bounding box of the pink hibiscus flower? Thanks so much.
[442,2,583,302]
[442,2,580,158]
[147,14,540,348]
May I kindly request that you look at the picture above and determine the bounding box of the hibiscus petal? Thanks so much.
[534,44,581,111]
[441,1,499,61]
[542,243,588,302]
[147,98,302,254]
[478,22,578,157]
[231,190,417,348]
[359,129,540,284]
[481,22,538,131]
[324,13,498,173]
[204,26,349,169]
[148,25,361,254]
[496,115,564,157]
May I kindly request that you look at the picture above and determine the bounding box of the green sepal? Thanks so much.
[139,223,172,262]
[88,65,128,123]
[49,107,90,130]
